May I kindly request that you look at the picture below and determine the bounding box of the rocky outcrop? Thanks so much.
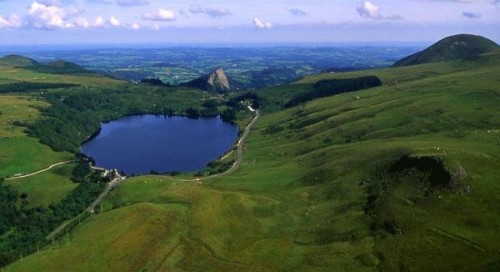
[184,68,231,93]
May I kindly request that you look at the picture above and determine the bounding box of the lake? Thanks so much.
[81,115,239,175]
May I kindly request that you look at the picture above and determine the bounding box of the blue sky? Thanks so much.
[0,0,498,45]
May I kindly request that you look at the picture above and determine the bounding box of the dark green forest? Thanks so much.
[0,179,104,267]
[285,76,382,107]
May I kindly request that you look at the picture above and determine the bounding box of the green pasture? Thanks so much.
[4,163,78,207]
[5,51,500,271]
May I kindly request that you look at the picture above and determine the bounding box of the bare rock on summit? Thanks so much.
[184,68,231,93]
[207,68,230,92]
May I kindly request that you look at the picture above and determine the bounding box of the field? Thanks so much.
[4,163,78,207]
[7,46,420,89]
[0,95,73,178]
[5,49,499,271]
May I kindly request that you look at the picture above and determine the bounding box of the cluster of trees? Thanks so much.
[27,85,207,152]
[0,179,105,267]
[0,82,78,93]
[140,78,169,86]
[284,76,382,108]
[226,92,262,109]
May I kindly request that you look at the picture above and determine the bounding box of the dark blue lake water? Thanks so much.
[81,115,238,175]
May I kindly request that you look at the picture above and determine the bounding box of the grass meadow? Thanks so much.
[5,51,500,271]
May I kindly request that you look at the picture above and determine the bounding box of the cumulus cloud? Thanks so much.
[109,15,120,26]
[26,1,79,29]
[357,1,402,20]
[142,8,176,21]
[116,0,148,7]
[74,16,104,28]
[129,22,140,29]
[462,11,481,18]
[189,4,231,18]
[253,17,272,30]
[289,8,306,16]
[0,14,22,29]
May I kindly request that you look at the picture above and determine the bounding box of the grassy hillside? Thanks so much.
[0,55,39,67]
[392,34,498,67]
[4,163,78,208]
[7,49,499,271]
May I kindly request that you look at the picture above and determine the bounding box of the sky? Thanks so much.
[0,0,498,45]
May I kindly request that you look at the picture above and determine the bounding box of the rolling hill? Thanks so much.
[392,34,499,67]
[2,35,500,271]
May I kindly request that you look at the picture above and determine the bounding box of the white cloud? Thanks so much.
[116,0,148,7]
[74,16,104,28]
[109,15,120,26]
[357,1,382,19]
[253,17,272,30]
[189,4,231,18]
[357,1,402,20]
[129,22,140,29]
[27,1,76,29]
[0,14,22,29]
[142,9,176,21]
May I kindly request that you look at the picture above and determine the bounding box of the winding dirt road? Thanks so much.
[5,160,75,180]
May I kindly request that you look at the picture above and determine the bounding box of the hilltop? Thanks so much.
[184,68,231,93]
[0,55,39,67]
[0,54,90,74]
[393,34,499,67]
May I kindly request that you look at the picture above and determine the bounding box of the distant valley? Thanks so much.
[0,46,420,90]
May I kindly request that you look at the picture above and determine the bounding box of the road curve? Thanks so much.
[164,109,260,182]
[5,160,75,180]
[207,109,260,179]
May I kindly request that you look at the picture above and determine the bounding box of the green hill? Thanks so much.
[0,55,39,67]
[0,54,91,75]
[3,41,500,271]
[392,34,499,67]
[30,60,90,74]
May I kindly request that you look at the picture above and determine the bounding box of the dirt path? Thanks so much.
[5,160,75,180]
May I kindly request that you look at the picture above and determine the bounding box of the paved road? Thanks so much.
[167,109,260,182]
[86,174,126,213]
[211,109,260,178]
[5,160,75,180]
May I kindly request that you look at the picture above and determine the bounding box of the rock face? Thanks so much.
[207,68,230,92]
[185,68,231,93]
[392,34,499,67]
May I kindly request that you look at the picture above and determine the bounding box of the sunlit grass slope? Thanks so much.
[7,51,500,271]
[4,163,78,207]
[0,95,73,178]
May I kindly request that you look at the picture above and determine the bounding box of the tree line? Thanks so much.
[0,178,105,267]
[284,76,382,108]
